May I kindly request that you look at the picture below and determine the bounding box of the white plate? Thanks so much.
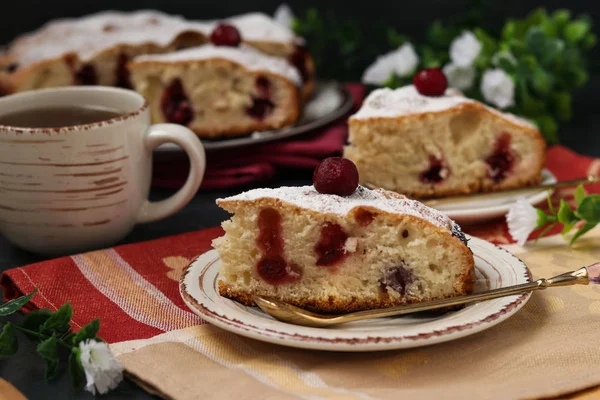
[435,169,557,224]
[180,237,532,352]
[156,81,353,152]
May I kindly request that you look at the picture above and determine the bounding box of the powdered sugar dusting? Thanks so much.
[9,10,205,65]
[219,185,454,231]
[210,12,302,45]
[8,10,301,66]
[351,85,534,128]
[134,44,302,85]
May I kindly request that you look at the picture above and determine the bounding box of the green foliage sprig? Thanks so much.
[539,184,600,244]
[0,289,105,390]
[293,4,596,143]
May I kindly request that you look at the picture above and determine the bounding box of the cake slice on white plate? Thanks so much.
[344,68,546,199]
[213,157,475,313]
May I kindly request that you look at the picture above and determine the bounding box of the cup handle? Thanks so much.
[137,123,206,224]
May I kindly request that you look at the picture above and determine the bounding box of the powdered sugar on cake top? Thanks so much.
[8,10,204,65]
[8,10,301,66]
[209,13,302,45]
[351,85,535,128]
[134,44,302,85]
[219,185,454,231]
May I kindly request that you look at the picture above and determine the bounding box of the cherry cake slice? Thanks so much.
[344,85,546,199]
[213,185,475,313]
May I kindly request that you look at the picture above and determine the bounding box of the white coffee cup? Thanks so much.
[0,86,206,255]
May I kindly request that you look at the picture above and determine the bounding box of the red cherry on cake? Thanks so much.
[313,157,359,196]
[210,23,242,47]
[413,68,448,96]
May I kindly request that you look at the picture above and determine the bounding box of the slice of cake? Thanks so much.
[129,44,301,138]
[344,82,546,199]
[213,158,475,313]
[0,10,315,99]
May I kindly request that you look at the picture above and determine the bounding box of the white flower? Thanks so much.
[79,339,124,395]
[449,31,482,67]
[362,43,419,85]
[480,68,515,109]
[274,4,294,29]
[442,63,476,90]
[506,198,539,245]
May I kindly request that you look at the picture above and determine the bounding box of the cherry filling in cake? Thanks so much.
[314,223,349,266]
[380,262,413,295]
[116,53,132,89]
[245,76,275,120]
[161,79,194,126]
[255,76,271,99]
[246,98,274,120]
[75,64,98,85]
[486,133,515,183]
[256,208,301,284]
[419,156,448,184]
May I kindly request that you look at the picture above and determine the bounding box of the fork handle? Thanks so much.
[337,267,590,323]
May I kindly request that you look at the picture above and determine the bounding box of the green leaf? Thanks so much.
[63,332,76,344]
[531,68,554,94]
[540,39,565,66]
[536,222,558,242]
[536,208,552,229]
[41,303,72,335]
[557,199,579,225]
[502,20,517,41]
[546,189,557,214]
[0,323,18,357]
[552,9,571,32]
[526,8,549,29]
[570,222,598,245]
[574,184,587,206]
[0,288,37,316]
[37,335,60,381]
[73,319,100,346]
[69,349,86,390]
[20,308,53,333]
[525,27,547,55]
[582,33,597,49]
[564,20,591,44]
[575,194,600,223]
[562,223,575,236]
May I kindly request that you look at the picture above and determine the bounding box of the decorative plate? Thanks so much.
[434,169,557,224]
[157,81,353,152]
[180,236,532,352]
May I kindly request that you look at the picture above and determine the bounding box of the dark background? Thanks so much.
[3,0,600,47]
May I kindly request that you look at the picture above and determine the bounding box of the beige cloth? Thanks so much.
[110,229,600,400]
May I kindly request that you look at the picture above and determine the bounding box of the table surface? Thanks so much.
[2,77,600,398]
